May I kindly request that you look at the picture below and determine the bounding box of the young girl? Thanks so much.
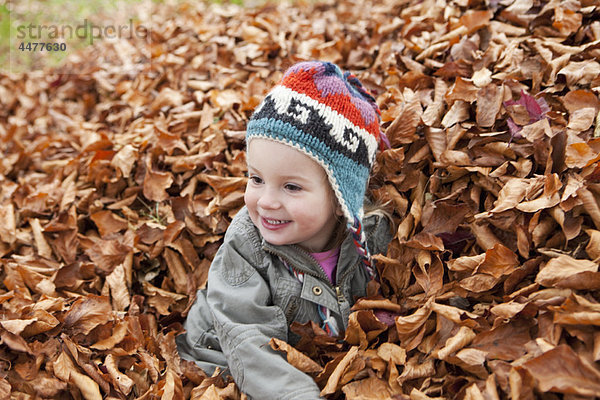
[177,61,393,399]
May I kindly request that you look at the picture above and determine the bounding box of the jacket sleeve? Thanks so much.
[206,219,323,400]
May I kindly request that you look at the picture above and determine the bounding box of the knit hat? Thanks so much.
[246,61,383,279]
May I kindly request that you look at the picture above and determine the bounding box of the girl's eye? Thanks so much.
[285,184,302,192]
[249,175,263,184]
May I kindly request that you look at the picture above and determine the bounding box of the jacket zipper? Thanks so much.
[263,245,360,305]
[335,286,345,305]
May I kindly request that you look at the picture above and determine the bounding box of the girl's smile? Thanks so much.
[261,217,291,228]
[244,138,340,252]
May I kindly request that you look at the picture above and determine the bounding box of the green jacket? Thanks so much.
[177,206,392,399]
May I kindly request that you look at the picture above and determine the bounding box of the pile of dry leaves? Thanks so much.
[1,0,600,398]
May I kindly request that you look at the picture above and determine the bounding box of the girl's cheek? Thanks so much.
[244,186,255,204]
[244,192,256,212]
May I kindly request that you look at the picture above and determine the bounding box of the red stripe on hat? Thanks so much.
[281,69,380,139]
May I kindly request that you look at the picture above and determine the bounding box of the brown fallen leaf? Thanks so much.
[433,326,476,360]
[70,370,103,400]
[143,157,174,202]
[320,346,361,396]
[0,319,37,336]
[535,255,598,288]
[63,295,113,336]
[341,376,394,399]
[30,218,53,259]
[398,356,435,384]
[586,229,600,260]
[90,319,129,350]
[376,342,406,365]
[550,294,600,326]
[105,353,135,395]
[269,338,323,374]
[344,310,388,349]
[522,345,600,397]
[470,319,532,361]
[476,83,503,128]
[90,210,129,237]
[476,243,519,278]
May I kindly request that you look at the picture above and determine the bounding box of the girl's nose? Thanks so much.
[256,187,281,210]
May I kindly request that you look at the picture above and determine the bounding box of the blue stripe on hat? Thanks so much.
[249,93,373,167]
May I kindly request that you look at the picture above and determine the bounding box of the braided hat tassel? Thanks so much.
[348,217,377,280]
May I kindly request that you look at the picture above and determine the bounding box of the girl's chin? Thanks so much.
[260,229,297,247]
[262,235,294,246]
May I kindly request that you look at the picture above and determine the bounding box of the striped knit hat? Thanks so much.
[246,61,383,279]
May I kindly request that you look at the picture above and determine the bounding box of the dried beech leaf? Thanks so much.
[472,68,492,88]
[448,254,485,272]
[446,77,478,104]
[433,326,476,360]
[341,376,394,399]
[85,238,131,275]
[151,87,184,112]
[476,84,503,127]
[0,329,33,354]
[586,229,600,260]
[577,187,600,229]
[0,319,37,336]
[344,310,388,349]
[488,178,528,214]
[386,100,422,146]
[490,301,529,320]
[0,378,10,398]
[459,273,500,293]
[351,298,403,313]
[395,299,433,347]
[442,100,470,128]
[551,295,600,326]
[105,263,131,311]
[460,10,493,34]
[143,168,174,202]
[90,320,128,350]
[63,295,113,335]
[522,345,600,397]
[430,303,479,328]
[470,320,532,361]
[454,348,487,369]
[111,144,138,177]
[30,218,53,259]
[269,338,323,374]
[535,255,598,288]
[320,346,360,396]
[105,354,134,395]
[558,61,600,88]
[399,356,435,383]
[71,371,102,400]
[519,118,552,142]
[0,203,16,244]
[90,210,128,237]
[403,232,444,251]
[376,342,406,365]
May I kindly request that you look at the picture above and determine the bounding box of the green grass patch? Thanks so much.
[1,0,152,74]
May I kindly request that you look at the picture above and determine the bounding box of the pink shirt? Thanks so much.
[310,247,340,284]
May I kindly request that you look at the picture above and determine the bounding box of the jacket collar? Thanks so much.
[261,233,361,282]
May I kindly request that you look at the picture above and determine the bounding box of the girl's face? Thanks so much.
[245,139,340,252]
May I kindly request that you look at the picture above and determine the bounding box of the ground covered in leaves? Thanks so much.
[1,0,600,398]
